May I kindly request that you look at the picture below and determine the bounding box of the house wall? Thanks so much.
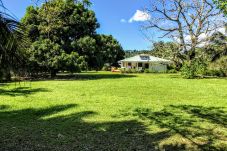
[149,63,167,72]
[121,61,167,72]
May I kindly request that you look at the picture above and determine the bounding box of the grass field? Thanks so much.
[0,72,227,151]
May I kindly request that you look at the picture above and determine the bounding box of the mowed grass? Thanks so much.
[0,72,227,151]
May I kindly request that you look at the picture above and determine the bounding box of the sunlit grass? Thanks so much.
[0,72,227,150]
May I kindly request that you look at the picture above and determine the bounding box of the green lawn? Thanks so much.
[0,72,227,151]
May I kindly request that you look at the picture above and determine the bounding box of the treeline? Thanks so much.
[0,0,124,80]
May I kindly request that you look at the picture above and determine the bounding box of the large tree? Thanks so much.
[145,0,226,62]
[72,35,124,70]
[22,0,123,74]
[22,0,95,76]
[204,30,227,61]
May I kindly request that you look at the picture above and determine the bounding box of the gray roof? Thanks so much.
[120,55,170,62]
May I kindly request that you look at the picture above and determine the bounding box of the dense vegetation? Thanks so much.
[21,0,124,77]
[0,0,124,80]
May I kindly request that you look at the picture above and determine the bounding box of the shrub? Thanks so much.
[102,65,110,71]
[205,70,226,77]
[208,56,227,77]
[125,68,132,73]
[120,68,126,73]
[181,62,196,79]
[168,69,178,73]
[181,59,208,79]
[131,69,137,73]
[138,69,144,73]
[194,59,207,76]
[144,69,150,73]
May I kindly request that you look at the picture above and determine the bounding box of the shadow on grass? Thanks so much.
[0,104,180,151]
[127,105,227,150]
[0,87,50,97]
[31,73,137,81]
[1,104,226,150]
[0,105,10,110]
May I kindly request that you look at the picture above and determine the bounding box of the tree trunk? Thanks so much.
[50,70,57,78]
[4,69,11,81]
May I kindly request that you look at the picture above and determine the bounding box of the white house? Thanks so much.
[119,54,171,72]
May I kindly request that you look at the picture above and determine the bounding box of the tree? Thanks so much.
[22,0,99,76]
[72,35,124,70]
[145,0,225,62]
[23,0,124,74]
[150,41,182,69]
[204,30,227,61]
[0,1,26,80]
[27,39,85,76]
[213,0,227,15]
[95,35,125,67]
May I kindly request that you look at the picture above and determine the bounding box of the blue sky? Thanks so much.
[2,0,154,50]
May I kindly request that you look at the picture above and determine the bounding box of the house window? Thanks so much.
[138,63,142,67]
[128,62,132,66]
[140,56,149,60]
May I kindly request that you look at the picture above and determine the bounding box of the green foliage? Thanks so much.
[27,39,85,76]
[213,0,227,15]
[167,69,178,73]
[101,65,110,71]
[205,69,226,77]
[0,5,27,80]
[96,35,125,67]
[144,69,150,73]
[209,56,227,76]
[151,41,183,70]
[181,59,208,79]
[181,62,196,79]
[22,0,123,74]
[204,32,227,62]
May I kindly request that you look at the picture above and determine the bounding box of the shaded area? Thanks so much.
[1,104,226,150]
[30,73,137,81]
[0,83,7,87]
[0,87,50,97]
[0,105,10,110]
[127,105,227,150]
[172,105,227,127]
[0,104,176,151]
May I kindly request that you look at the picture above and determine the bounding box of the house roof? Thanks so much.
[120,55,171,63]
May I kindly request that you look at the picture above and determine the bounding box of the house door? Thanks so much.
[145,63,149,69]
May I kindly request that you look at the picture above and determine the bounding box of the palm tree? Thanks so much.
[0,0,26,81]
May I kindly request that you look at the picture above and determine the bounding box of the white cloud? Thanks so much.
[120,19,126,23]
[173,27,226,49]
[129,10,151,23]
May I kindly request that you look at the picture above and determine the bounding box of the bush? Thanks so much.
[208,56,227,77]
[168,69,178,73]
[181,62,196,79]
[131,69,137,73]
[125,68,132,73]
[119,68,126,73]
[144,69,150,73]
[181,59,208,79]
[205,70,226,77]
[102,65,110,71]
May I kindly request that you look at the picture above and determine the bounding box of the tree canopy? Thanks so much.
[21,0,124,76]
[213,0,227,15]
